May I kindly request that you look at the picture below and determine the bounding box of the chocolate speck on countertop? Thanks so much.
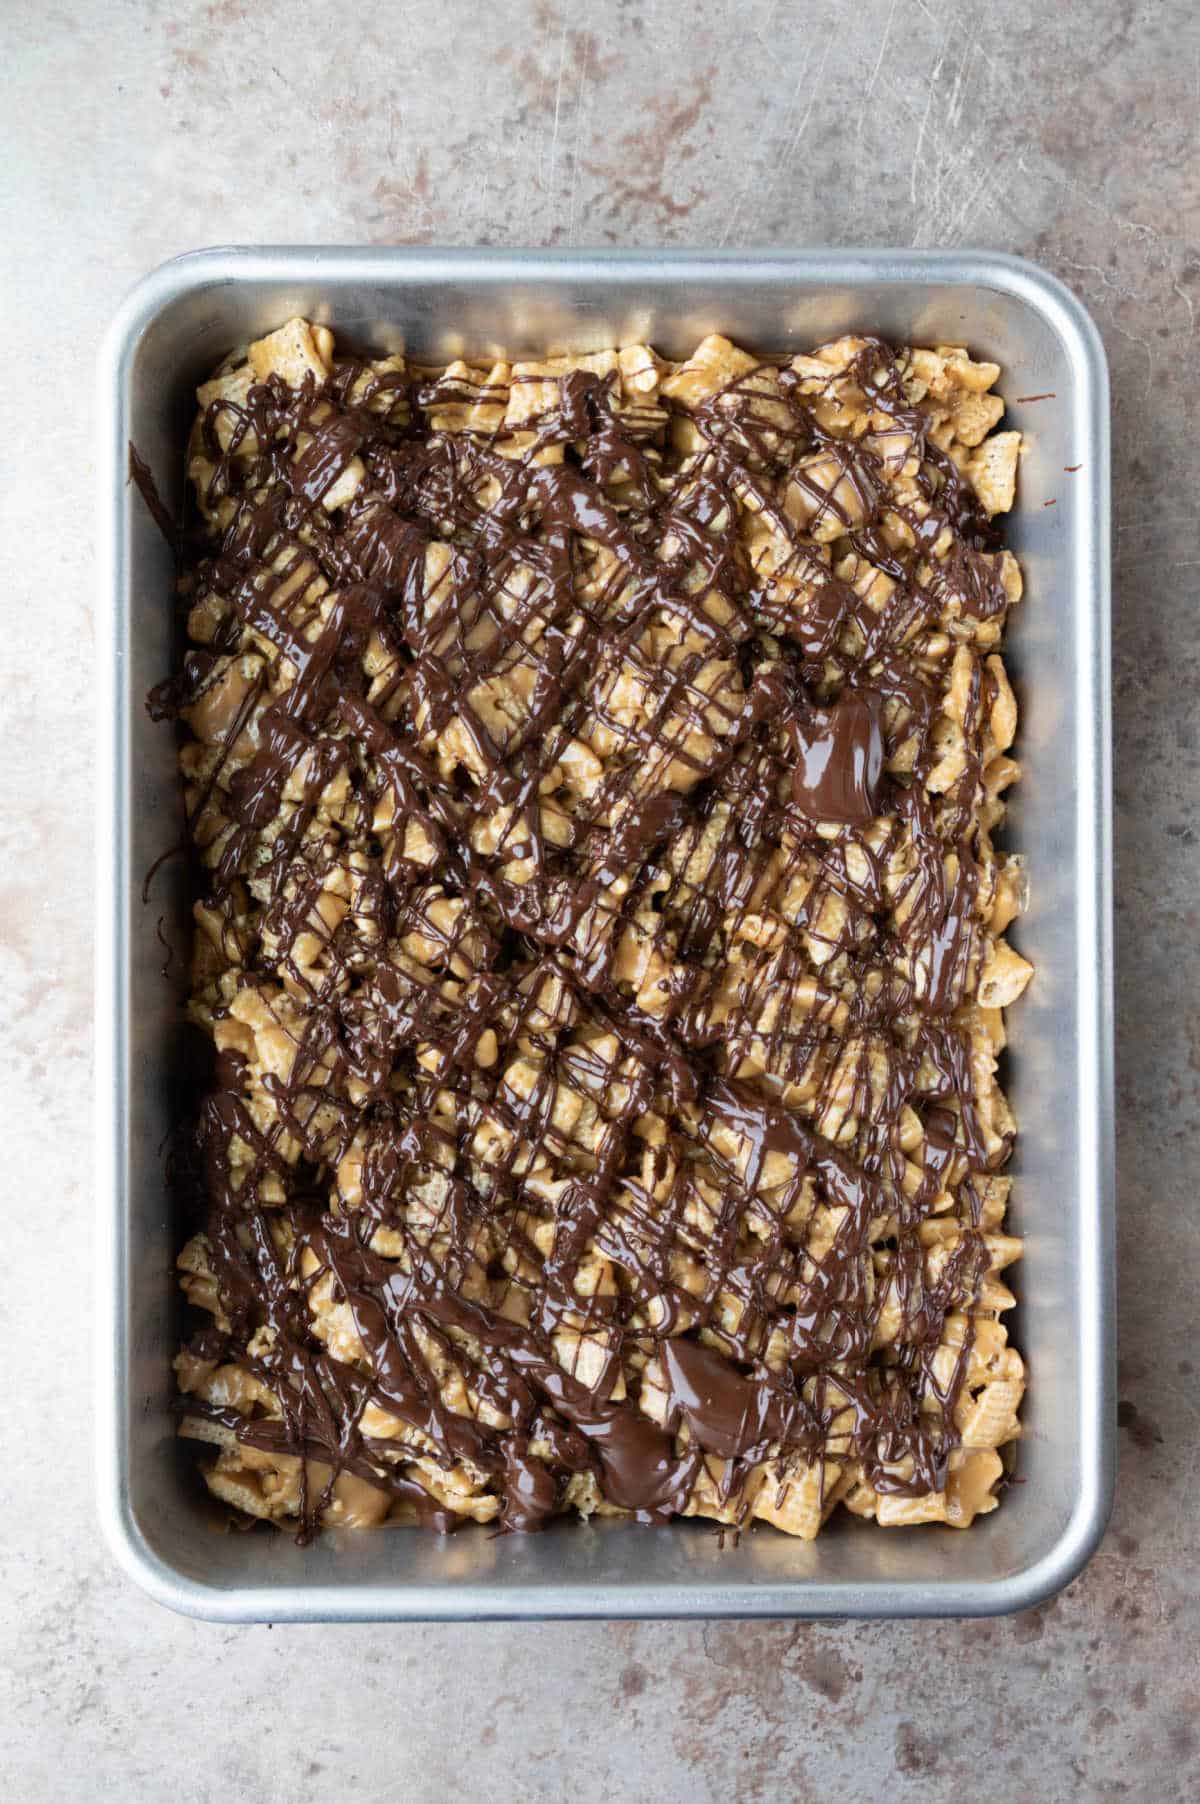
[4,0,1199,1798]
[1117,1400,1164,1450]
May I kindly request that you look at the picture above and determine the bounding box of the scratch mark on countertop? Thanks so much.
[853,0,899,178]
[743,36,831,243]
[565,38,590,244]
[910,20,949,207]
[546,18,570,220]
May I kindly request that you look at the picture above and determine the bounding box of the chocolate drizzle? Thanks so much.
[790,690,885,823]
[150,327,1023,1541]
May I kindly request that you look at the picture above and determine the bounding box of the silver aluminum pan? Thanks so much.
[96,247,1113,1621]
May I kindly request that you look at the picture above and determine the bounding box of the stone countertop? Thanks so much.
[3,1,1196,1796]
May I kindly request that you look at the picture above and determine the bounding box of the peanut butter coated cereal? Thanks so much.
[151,318,1029,1541]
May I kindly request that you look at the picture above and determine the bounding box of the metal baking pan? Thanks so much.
[96,247,1113,1621]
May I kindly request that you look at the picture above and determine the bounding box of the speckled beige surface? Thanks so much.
[2,1,1197,1796]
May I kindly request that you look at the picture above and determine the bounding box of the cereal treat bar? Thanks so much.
[152,318,1029,1540]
